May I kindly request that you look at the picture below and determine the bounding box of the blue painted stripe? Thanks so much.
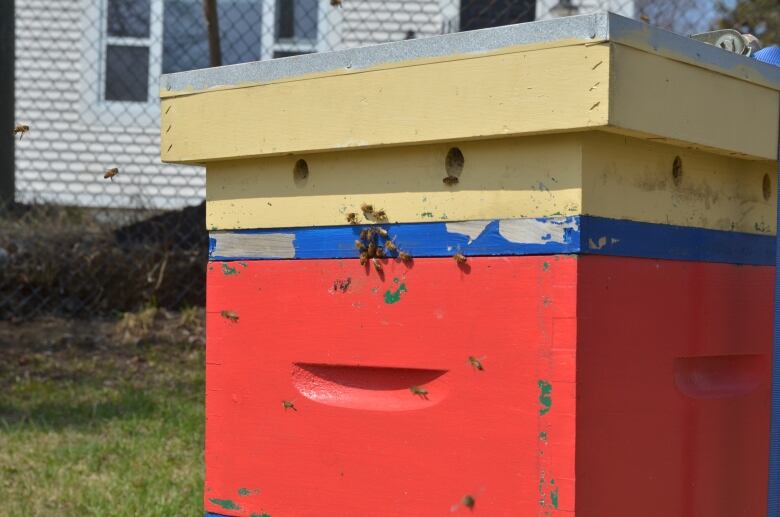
[581,216,775,266]
[208,216,775,266]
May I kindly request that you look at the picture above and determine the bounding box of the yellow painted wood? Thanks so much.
[206,132,777,234]
[608,44,780,162]
[162,44,611,164]
[206,134,584,230]
[581,132,776,235]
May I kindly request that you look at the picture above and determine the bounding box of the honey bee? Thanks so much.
[359,229,369,240]
[361,203,374,215]
[640,14,650,23]
[375,247,385,258]
[220,310,239,322]
[398,251,412,262]
[376,227,388,238]
[410,385,429,398]
[330,0,341,6]
[385,240,397,253]
[13,124,29,140]
[282,400,297,411]
[453,252,467,264]
[367,242,378,257]
[443,176,459,186]
[104,167,119,181]
[355,240,367,251]
[359,251,369,266]
[372,258,382,272]
[346,212,358,224]
[374,209,388,221]
[461,495,476,510]
[468,356,484,371]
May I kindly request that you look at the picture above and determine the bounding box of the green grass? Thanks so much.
[0,313,205,516]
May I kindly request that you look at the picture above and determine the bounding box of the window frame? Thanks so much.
[80,0,339,127]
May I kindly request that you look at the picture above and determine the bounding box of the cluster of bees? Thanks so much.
[14,123,120,181]
[348,203,469,268]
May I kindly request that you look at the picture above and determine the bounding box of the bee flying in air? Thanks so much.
[104,167,119,181]
[13,124,29,140]
[282,400,297,411]
[220,310,239,322]
[346,212,358,224]
[330,0,342,6]
[453,252,467,264]
[443,176,459,186]
[410,385,429,398]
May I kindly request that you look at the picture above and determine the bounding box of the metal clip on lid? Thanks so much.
[690,29,763,57]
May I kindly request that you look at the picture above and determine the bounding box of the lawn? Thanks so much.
[0,308,205,516]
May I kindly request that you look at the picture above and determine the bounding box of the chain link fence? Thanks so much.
[2,0,777,319]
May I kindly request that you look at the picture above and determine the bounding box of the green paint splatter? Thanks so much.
[384,284,408,304]
[539,431,547,441]
[222,263,238,276]
[251,514,271,517]
[209,498,240,510]
[538,380,552,415]
[420,211,434,218]
[550,486,559,509]
[238,487,259,496]
[542,261,550,271]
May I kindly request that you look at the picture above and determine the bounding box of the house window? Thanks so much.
[98,0,333,106]
[104,0,153,102]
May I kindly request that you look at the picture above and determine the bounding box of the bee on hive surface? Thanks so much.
[367,242,378,258]
[410,386,429,398]
[360,203,374,215]
[359,251,369,266]
[398,251,412,263]
[359,228,370,240]
[282,400,297,411]
[453,252,467,264]
[375,227,388,238]
[385,240,397,253]
[373,209,388,222]
[443,176,459,186]
[375,247,385,258]
[355,240,367,251]
[372,258,382,272]
[220,310,239,322]
[104,167,119,181]
[13,124,29,140]
[468,356,484,371]
[346,212,358,224]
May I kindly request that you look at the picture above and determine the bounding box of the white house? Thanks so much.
[15,0,635,210]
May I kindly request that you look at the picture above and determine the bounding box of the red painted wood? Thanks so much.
[204,255,772,516]
[205,256,577,516]
[576,256,772,517]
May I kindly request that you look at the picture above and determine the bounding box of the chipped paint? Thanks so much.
[542,261,550,272]
[222,263,238,276]
[550,482,559,509]
[212,231,296,259]
[588,236,608,250]
[538,380,552,416]
[539,431,548,441]
[384,284,408,304]
[499,218,575,245]
[209,498,240,510]
[445,220,491,244]
[238,487,259,496]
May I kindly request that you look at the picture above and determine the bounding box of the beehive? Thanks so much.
[161,12,780,517]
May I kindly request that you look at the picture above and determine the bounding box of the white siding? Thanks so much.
[339,0,455,48]
[15,0,204,210]
[535,0,635,20]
